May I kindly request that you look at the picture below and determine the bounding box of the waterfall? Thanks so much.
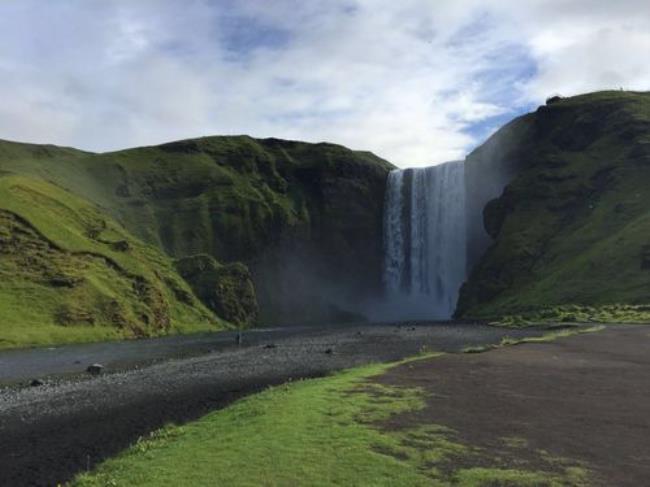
[382,161,466,319]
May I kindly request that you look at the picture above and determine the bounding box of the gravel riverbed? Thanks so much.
[0,321,549,486]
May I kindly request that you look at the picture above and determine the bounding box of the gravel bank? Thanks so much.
[0,322,548,486]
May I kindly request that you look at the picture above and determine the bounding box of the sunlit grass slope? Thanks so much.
[0,174,219,349]
[0,135,391,346]
[1,136,391,264]
[459,91,650,322]
[72,353,590,487]
[1,136,392,326]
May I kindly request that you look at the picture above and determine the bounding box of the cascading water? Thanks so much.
[383,161,466,319]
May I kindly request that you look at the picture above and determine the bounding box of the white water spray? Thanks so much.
[382,161,467,319]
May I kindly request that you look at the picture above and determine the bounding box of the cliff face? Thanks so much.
[458,91,650,322]
[89,136,393,324]
[0,136,393,339]
[464,114,535,271]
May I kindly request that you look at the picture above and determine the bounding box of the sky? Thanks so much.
[0,1,648,167]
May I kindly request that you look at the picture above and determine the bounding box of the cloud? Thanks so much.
[0,0,648,167]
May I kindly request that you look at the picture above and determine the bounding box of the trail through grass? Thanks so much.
[72,345,592,487]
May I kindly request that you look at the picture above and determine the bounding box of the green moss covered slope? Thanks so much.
[459,91,650,322]
[0,135,392,346]
[0,173,220,349]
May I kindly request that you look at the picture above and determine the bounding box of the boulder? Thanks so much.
[111,240,131,252]
[86,363,104,375]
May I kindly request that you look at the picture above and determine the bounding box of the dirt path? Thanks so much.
[0,322,547,486]
[374,325,650,486]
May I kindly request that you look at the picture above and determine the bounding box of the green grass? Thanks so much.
[490,305,650,327]
[453,467,587,487]
[0,174,221,349]
[71,351,591,487]
[461,324,605,353]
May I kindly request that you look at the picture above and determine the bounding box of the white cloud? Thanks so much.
[0,0,648,167]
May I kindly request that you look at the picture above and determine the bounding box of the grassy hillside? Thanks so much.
[0,173,220,349]
[459,90,650,322]
[1,136,392,325]
[0,135,392,347]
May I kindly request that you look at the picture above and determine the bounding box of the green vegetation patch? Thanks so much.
[462,325,605,352]
[175,254,258,328]
[72,353,591,487]
[0,135,392,328]
[490,305,650,327]
[0,174,220,349]
[460,91,650,323]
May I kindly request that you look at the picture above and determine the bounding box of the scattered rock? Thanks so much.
[55,305,95,326]
[48,275,81,288]
[86,363,104,376]
[111,240,131,252]
[30,379,44,387]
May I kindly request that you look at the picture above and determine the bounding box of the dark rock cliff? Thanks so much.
[107,137,393,325]
[458,90,650,321]
[175,254,258,327]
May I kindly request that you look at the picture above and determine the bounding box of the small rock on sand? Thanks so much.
[86,364,104,376]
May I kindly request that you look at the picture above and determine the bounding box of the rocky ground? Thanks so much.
[0,321,546,486]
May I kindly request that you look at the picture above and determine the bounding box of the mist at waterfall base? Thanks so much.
[379,161,467,321]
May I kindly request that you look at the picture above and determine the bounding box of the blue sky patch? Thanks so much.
[218,13,291,58]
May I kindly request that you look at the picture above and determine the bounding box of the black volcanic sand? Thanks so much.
[0,322,548,486]
[373,325,650,487]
